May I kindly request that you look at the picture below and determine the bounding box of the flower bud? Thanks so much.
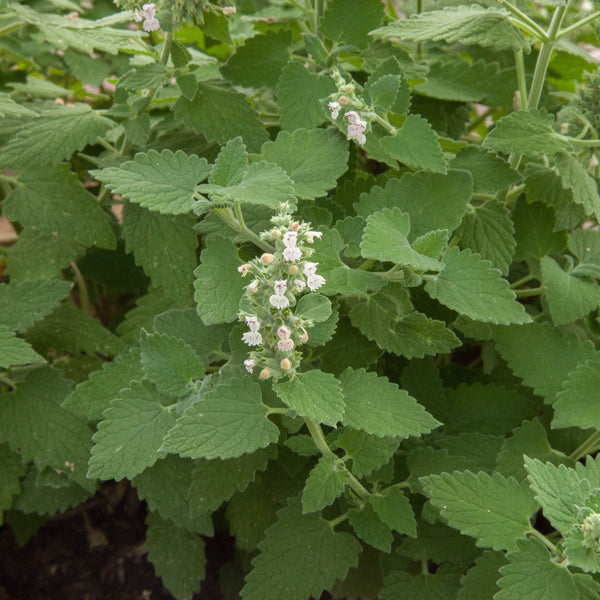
[300,326,309,343]
[259,368,271,379]
[289,265,299,275]
[280,358,292,370]
[339,95,348,105]
[271,229,281,238]
[261,253,275,266]
[291,222,300,231]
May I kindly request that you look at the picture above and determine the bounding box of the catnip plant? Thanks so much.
[2,0,600,599]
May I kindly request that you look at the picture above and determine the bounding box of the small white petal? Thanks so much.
[283,247,302,262]
[244,359,256,373]
[303,262,318,277]
[269,294,290,309]
[307,274,326,291]
[273,279,288,295]
[143,17,160,31]
[245,316,260,332]
[283,231,297,248]
[247,280,259,293]
[294,279,306,292]
[242,331,262,346]
[277,338,295,352]
[277,326,291,339]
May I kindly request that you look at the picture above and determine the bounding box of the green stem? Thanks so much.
[416,0,424,58]
[70,262,93,317]
[0,173,18,184]
[514,286,544,297]
[370,111,397,135]
[96,137,117,153]
[514,49,528,110]
[497,0,548,39]
[528,527,558,553]
[304,418,371,501]
[266,407,291,415]
[357,259,375,271]
[467,107,496,133]
[0,20,25,38]
[557,10,600,39]
[510,274,536,289]
[569,430,600,461]
[314,0,322,33]
[327,512,349,528]
[0,372,16,389]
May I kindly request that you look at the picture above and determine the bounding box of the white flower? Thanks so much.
[273,280,287,295]
[244,359,256,373]
[242,331,262,346]
[328,101,341,119]
[245,316,260,332]
[582,0,593,11]
[591,154,599,167]
[277,326,291,339]
[135,3,160,31]
[294,279,306,292]
[238,263,251,277]
[345,111,363,125]
[303,262,319,277]
[283,231,298,247]
[283,246,302,262]
[305,231,322,243]
[221,6,237,15]
[277,338,295,351]
[345,111,367,146]
[307,274,326,291]
[269,294,290,309]
[247,280,259,293]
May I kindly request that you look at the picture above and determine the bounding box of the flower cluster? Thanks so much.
[237,204,326,381]
[134,3,160,31]
[327,73,369,146]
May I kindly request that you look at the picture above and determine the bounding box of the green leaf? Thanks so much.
[381,569,462,600]
[456,199,515,275]
[425,247,531,324]
[302,456,350,513]
[0,444,25,520]
[222,30,291,88]
[295,293,332,323]
[208,136,248,187]
[371,5,529,51]
[420,471,538,551]
[1,104,114,169]
[122,203,198,301]
[320,0,384,48]
[556,152,600,220]
[0,326,44,368]
[541,256,600,325]
[348,503,393,552]
[493,322,599,403]
[360,207,442,271]
[484,111,571,157]
[92,150,210,215]
[369,486,417,537]
[3,166,115,249]
[450,147,520,194]
[339,367,440,438]
[198,161,295,207]
[334,429,399,477]
[133,456,213,535]
[524,457,588,535]
[276,62,336,131]
[6,228,84,282]
[241,498,361,600]
[162,377,279,459]
[355,170,472,239]
[0,368,93,491]
[119,62,168,90]
[496,537,600,600]
[554,359,600,430]
[513,198,567,261]
[365,73,408,112]
[188,447,275,515]
[146,512,206,600]
[194,235,246,325]
[381,115,447,174]
[0,279,72,331]
[457,551,506,600]
[569,229,600,265]
[259,129,349,199]
[273,370,345,427]
[140,332,205,397]
[174,83,268,153]
[87,381,176,481]
[0,92,37,118]
[62,347,144,421]
[437,433,504,474]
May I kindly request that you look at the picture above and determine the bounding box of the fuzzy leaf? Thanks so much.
[320,0,385,48]
[554,359,600,430]
[556,152,600,220]
[369,486,417,537]
[450,147,520,194]
[302,456,350,513]
[0,326,44,368]
[457,551,506,600]
[348,504,393,552]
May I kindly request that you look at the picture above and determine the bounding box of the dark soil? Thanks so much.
[0,482,234,600]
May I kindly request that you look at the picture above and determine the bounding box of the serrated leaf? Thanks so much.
[425,247,531,324]
[334,429,399,477]
[295,293,332,323]
[133,456,213,535]
[364,74,405,112]
[360,207,442,271]
[0,368,93,491]
[93,150,210,215]
[0,444,25,519]
[524,457,588,535]
[450,147,520,194]
[496,537,600,600]
[162,377,279,459]
[457,550,506,600]
[302,456,349,513]
[0,279,72,331]
[174,83,268,153]
[146,511,205,600]
[276,62,336,131]
[273,370,345,427]
[348,503,393,552]
[541,256,600,325]
[493,322,599,403]
[420,471,538,550]
[259,129,349,199]
[87,381,176,481]
[3,166,115,249]
[381,115,447,173]
[140,332,205,397]
[0,93,37,118]
[0,326,45,368]
[62,347,144,421]
[339,367,440,438]
[371,5,529,51]
[1,104,114,169]
[569,229,600,265]
[484,110,571,157]
[556,152,600,220]
[381,569,462,600]
[222,30,291,88]
[241,498,362,600]
[119,62,168,90]
[438,433,504,474]
[208,136,248,187]
[370,486,417,537]
[121,202,197,301]
[320,0,384,48]
[188,447,274,515]
[456,199,515,275]
[554,359,600,430]
[193,235,246,325]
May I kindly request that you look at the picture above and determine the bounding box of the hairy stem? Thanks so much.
[569,430,600,461]
[70,262,93,317]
